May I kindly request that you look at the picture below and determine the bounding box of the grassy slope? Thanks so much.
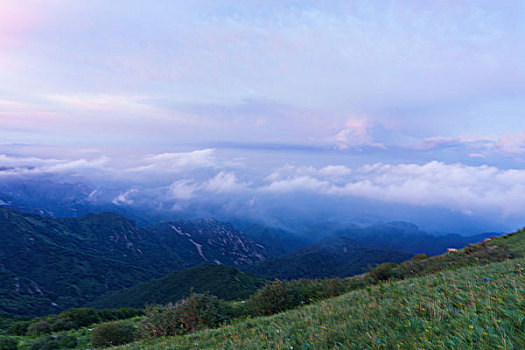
[125,230,525,349]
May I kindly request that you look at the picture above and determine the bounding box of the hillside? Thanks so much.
[126,238,525,349]
[0,208,268,315]
[231,221,310,257]
[144,219,267,267]
[243,236,413,279]
[337,221,495,256]
[3,229,522,349]
[91,264,267,309]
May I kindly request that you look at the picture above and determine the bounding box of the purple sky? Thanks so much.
[1,1,525,231]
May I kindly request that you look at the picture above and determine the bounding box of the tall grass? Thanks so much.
[124,257,525,349]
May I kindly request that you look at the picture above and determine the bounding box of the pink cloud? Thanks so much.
[331,118,385,150]
[0,2,47,48]
[497,131,525,155]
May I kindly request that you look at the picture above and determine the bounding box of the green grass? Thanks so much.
[124,257,524,349]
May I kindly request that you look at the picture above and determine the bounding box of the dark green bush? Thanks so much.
[50,318,77,332]
[246,280,303,316]
[91,321,135,348]
[56,334,77,349]
[28,336,59,350]
[413,253,428,261]
[97,308,144,322]
[369,262,399,282]
[60,308,99,328]
[7,321,28,336]
[97,310,118,322]
[0,336,18,350]
[138,292,230,338]
[27,320,52,336]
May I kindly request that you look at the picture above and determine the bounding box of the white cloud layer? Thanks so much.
[2,151,525,220]
[261,161,525,216]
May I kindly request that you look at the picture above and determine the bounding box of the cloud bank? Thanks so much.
[2,150,525,229]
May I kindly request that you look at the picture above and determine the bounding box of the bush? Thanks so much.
[246,280,303,316]
[28,336,59,350]
[50,318,77,332]
[369,262,399,282]
[91,321,135,348]
[56,334,77,349]
[413,253,428,261]
[27,320,52,336]
[138,292,230,338]
[7,321,29,336]
[97,308,144,322]
[0,336,18,350]
[60,308,99,328]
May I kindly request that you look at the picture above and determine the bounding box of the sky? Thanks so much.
[1,1,525,232]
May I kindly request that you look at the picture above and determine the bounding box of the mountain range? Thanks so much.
[0,207,267,315]
[0,205,495,316]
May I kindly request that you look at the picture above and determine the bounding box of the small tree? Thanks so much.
[246,280,303,316]
[27,320,52,336]
[91,321,135,348]
[369,262,399,282]
[138,292,230,338]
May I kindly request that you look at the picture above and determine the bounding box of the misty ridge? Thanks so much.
[0,149,522,236]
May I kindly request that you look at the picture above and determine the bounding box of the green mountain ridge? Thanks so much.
[91,264,267,309]
[243,236,413,279]
[0,208,268,315]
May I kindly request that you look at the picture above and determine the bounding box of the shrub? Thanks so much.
[369,262,399,282]
[27,320,52,336]
[50,317,77,332]
[246,280,303,316]
[28,336,59,350]
[60,308,99,328]
[97,308,144,322]
[91,321,135,348]
[7,321,29,336]
[56,334,78,349]
[413,253,428,261]
[97,309,118,322]
[138,292,230,338]
[0,336,18,350]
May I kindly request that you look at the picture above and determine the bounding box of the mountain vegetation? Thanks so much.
[337,221,494,255]
[243,236,413,279]
[0,208,267,315]
[91,264,266,309]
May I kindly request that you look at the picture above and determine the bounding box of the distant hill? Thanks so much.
[336,221,494,255]
[0,208,268,315]
[232,221,310,257]
[243,236,412,279]
[145,219,267,267]
[92,264,267,309]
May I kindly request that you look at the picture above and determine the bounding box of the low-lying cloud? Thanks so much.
[2,150,525,227]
